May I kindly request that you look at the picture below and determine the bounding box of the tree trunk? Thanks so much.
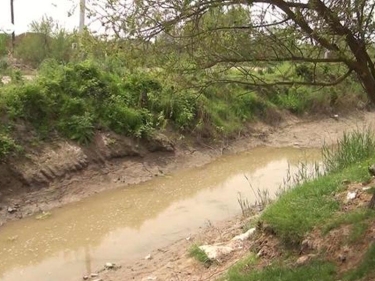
[369,192,375,209]
[355,70,375,105]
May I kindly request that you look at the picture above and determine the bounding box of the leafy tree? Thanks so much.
[14,16,74,67]
[94,0,375,103]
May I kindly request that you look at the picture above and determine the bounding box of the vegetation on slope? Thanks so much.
[220,130,375,281]
[0,13,371,162]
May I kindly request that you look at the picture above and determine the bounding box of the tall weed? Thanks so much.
[322,129,375,173]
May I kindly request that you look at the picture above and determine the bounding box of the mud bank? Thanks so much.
[1,111,374,225]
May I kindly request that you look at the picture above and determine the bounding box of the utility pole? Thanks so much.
[10,0,15,52]
[79,0,86,34]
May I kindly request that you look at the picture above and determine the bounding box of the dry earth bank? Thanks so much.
[1,111,374,226]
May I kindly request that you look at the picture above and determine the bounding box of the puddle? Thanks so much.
[0,146,321,281]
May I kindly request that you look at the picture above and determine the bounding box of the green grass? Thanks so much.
[343,244,375,281]
[225,254,257,277]
[322,129,375,173]
[260,130,375,246]
[224,259,336,281]
[223,130,375,281]
[189,245,212,266]
[261,160,372,245]
[323,209,375,235]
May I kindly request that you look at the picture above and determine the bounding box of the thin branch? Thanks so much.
[200,56,344,69]
[214,69,353,87]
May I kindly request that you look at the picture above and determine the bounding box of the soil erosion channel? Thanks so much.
[0,146,320,281]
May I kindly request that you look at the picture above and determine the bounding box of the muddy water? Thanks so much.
[0,147,320,281]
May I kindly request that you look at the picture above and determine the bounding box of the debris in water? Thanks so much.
[7,235,18,242]
[36,211,52,220]
[142,276,157,281]
[105,262,114,269]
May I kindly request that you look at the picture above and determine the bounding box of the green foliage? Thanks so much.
[232,92,269,121]
[273,87,308,114]
[104,101,145,135]
[225,254,257,277]
[0,34,8,57]
[225,259,336,281]
[295,64,314,82]
[322,129,375,173]
[4,83,55,126]
[0,57,9,76]
[58,113,95,144]
[0,44,369,147]
[188,245,212,266]
[0,133,22,160]
[14,17,75,67]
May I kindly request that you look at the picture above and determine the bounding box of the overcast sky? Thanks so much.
[0,0,83,34]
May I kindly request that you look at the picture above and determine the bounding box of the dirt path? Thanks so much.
[0,111,374,228]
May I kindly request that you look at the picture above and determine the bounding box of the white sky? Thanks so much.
[0,0,86,34]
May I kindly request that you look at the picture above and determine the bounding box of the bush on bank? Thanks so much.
[0,59,369,161]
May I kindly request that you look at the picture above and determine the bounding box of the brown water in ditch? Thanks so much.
[0,146,321,281]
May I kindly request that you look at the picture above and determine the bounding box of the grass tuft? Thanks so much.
[188,245,212,266]
[224,259,336,281]
[261,158,374,246]
[322,129,375,173]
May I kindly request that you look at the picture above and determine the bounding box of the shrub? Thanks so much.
[103,100,144,135]
[0,133,21,160]
[148,88,197,130]
[232,91,270,120]
[5,83,55,127]
[58,113,95,144]
[275,87,308,114]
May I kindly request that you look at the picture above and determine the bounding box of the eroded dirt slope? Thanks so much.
[1,111,374,226]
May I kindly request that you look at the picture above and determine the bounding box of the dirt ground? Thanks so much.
[1,111,375,227]
[98,215,258,281]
